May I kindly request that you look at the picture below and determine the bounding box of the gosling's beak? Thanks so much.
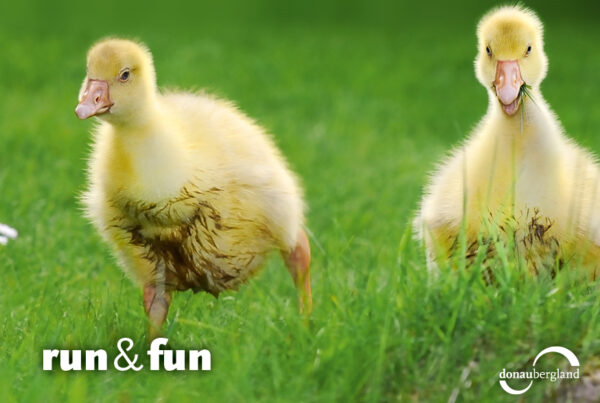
[75,79,114,119]
[494,60,524,116]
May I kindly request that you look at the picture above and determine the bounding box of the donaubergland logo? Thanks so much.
[499,346,580,395]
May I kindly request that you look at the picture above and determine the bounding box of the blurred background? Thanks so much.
[1,0,599,401]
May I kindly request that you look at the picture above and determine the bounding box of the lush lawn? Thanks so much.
[1,0,600,401]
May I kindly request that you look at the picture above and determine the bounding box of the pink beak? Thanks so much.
[75,79,114,119]
[494,60,524,116]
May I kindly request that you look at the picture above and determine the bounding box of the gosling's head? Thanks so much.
[76,38,157,124]
[475,6,547,116]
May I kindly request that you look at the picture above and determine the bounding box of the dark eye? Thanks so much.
[486,46,492,56]
[526,45,532,56]
[119,69,130,82]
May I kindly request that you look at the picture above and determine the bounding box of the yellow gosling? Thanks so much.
[76,38,312,336]
[414,6,600,277]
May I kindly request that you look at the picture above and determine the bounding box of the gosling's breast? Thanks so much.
[112,186,274,294]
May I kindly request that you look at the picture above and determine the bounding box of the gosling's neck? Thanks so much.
[485,87,559,147]
[483,85,567,196]
[106,100,192,202]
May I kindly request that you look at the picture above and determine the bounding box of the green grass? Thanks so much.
[1,0,600,401]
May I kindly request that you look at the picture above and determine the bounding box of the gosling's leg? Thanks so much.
[283,229,312,314]
[143,284,171,340]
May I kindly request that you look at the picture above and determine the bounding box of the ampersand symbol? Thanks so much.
[114,338,144,371]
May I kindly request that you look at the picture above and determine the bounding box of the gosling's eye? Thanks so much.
[526,45,532,56]
[119,69,130,82]
[486,46,492,57]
